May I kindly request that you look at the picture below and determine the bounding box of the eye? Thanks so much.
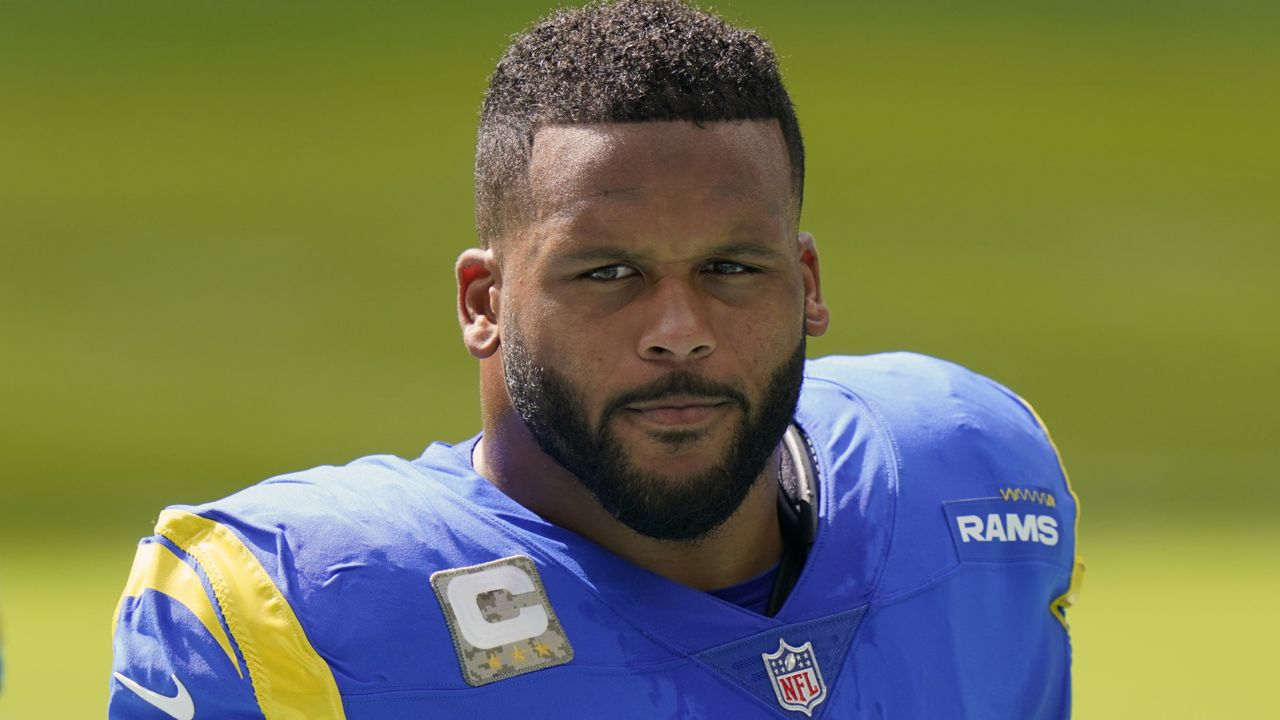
[702,261,754,275]
[585,264,639,281]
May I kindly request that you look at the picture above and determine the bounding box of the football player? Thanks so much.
[110,1,1082,717]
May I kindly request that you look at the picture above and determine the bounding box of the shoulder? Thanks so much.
[799,356,1079,714]
[112,442,497,712]
[164,442,495,599]
[802,352,1066,491]
[801,352,1079,597]
[804,351,1038,432]
[186,451,458,551]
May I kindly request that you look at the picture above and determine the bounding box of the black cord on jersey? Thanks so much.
[764,427,818,617]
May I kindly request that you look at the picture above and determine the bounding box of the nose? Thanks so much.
[637,277,716,362]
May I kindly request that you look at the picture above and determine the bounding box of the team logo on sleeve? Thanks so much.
[943,495,1070,565]
[762,639,827,716]
[430,555,573,686]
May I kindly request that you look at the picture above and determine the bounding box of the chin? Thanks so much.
[637,459,722,484]
[628,436,733,471]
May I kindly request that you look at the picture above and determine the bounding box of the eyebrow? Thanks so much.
[549,241,786,265]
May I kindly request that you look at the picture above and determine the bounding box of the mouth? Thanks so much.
[621,396,734,428]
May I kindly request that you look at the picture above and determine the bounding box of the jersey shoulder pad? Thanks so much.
[113,451,469,716]
[805,352,1079,600]
[111,513,344,718]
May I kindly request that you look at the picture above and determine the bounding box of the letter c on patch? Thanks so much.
[446,564,550,649]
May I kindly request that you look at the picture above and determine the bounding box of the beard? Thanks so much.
[502,324,806,542]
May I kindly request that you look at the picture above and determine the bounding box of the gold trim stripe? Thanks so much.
[1016,395,1085,630]
[155,509,346,719]
[112,541,243,678]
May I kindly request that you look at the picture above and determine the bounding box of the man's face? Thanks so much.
[497,120,819,541]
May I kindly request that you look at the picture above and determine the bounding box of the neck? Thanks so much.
[474,408,784,591]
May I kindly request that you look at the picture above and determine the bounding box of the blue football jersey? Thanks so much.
[110,353,1082,718]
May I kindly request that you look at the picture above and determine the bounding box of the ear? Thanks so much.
[456,248,502,359]
[798,232,830,337]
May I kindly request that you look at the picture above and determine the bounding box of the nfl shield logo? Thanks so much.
[762,638,827,716]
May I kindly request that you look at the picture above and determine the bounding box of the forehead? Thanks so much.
[525,120,793,229]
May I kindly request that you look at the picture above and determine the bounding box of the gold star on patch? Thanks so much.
[511,647,526,662]
[534,641,552,658]
[487,654,502,670]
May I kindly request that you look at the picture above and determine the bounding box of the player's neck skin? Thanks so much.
[457,120,829,591]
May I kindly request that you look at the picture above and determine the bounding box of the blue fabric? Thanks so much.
[110,352,1078,718]
[708,563,779,614]
[696,606,867,713]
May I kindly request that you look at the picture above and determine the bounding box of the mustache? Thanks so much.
[603,372,749,417]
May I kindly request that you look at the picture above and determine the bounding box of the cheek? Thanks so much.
[525,323,618,414]
[718,293,801,349]
[528,313,619,373]
[717,305,804,392]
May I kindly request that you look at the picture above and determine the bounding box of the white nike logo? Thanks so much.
[113,672,195,720]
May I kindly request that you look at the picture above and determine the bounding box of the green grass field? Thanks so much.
[2,1,1277,716]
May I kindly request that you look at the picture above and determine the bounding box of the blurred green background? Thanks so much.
[1,0,1277,716]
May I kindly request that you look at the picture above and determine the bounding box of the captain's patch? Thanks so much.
[943,497,1069,565]
[430,555,573,686]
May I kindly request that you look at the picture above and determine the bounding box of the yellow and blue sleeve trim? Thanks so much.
[113,539,244,677]
[114,509,346,719]
[1015,395,1085,630]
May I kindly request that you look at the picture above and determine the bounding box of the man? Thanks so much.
[110,1,1082,717]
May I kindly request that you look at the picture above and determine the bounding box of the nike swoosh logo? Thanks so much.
[113,672,195,720]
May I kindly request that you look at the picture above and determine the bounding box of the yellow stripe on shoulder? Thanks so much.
[112,540,243,678]
[155,509,346,720]
[1014,394,1085,631]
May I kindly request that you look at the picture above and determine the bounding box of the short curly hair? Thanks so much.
[475,0,804,244]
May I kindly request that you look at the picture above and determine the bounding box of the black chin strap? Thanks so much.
[765,424,819,617]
